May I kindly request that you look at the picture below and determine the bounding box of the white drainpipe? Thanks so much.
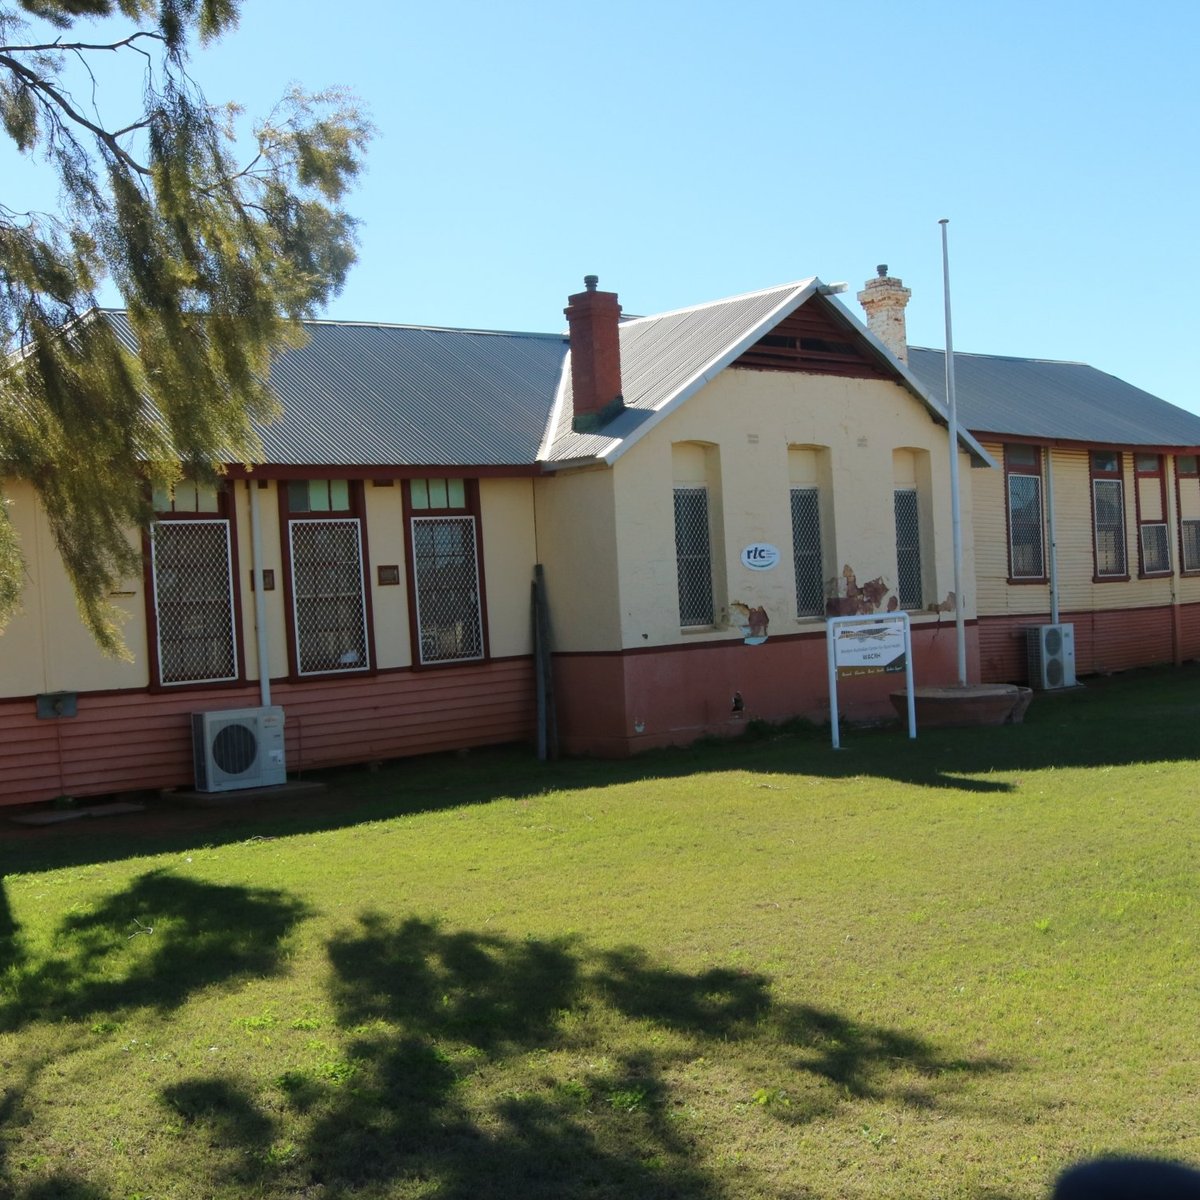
[248,480,272,707]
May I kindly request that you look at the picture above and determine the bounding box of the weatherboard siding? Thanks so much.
[0,660,535,807]
[974,443,1200,622]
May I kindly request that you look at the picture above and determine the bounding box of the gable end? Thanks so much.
[732,299,890,380]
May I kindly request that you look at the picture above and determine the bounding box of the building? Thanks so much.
[1,274,989,805]
[861,271,1200,684]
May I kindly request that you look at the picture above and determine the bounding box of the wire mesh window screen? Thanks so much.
[1092,480,1127,576]
[1183,520,1200,572]
[893,489,923,609]
[151,520,238,685]
[1007,473,1045,578]
[674,486,714,627]
[289,519,369,674]
[412,516,483,664]
[790,487,824,616]
[1140,522,1170,574]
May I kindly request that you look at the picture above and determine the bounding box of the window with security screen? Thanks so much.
[674,486,714,627]
[1005,445,1045,580]
[288,518,370,674]
[790,488,824,616]
[1091,453,1127,579]
[411,516,483,664]
[150,519,238,685]
[893,488,923,609]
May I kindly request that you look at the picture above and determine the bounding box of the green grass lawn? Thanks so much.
[2,666,1199,1199]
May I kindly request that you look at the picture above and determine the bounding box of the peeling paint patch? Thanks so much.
[826,566,893,616]
[730,601,770,642]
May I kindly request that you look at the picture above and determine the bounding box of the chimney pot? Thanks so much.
[877,264,888,277]
[584,274,599,292]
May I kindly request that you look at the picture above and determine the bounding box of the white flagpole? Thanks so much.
[939,218,967,686]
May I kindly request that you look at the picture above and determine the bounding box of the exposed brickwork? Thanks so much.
[564,276,624,430]
[857,265,912,363]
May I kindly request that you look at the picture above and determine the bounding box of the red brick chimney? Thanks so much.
[564,275,625,433]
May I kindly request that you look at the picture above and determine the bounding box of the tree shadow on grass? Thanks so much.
[152,914,1004,1199]
[0,869,308,1032]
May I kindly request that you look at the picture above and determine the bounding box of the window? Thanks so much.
[893,489,923,608]
[1005,445,1045,580]
[406,478,484,665]
[1177,456,1200,572]
[283,480,370,675]
[790,488,824,616]
[789,446,831,619]
[149,519,238,685]
[1134,454,1170,576]
[674,486,714,626]
[1091,452,1127,579]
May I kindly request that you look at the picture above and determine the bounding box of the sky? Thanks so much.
[5,0,1199,411]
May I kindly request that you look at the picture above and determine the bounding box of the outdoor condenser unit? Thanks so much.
[191,706,287,793]
[1026,623,1076,691]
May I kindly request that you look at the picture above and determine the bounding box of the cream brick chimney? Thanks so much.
[857,265,911,364]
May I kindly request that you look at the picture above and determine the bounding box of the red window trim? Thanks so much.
[401,478,491,670]
[143,482,248,691]
[1133,453,1172,578]
[277,478,376,681]
[1089,451,1130,583]
[1003,444,1047,585]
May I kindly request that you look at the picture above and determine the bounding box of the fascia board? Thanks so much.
[598,279,822,467]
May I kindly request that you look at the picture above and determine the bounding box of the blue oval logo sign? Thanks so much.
[741,543,780,571]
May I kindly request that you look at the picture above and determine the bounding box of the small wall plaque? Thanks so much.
[377,565,401,586]
[37,692,77,719]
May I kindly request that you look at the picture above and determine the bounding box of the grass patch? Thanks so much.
[1,665,1199,1198]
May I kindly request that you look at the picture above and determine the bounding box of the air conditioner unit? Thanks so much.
[192,706,287,793]
[1026,623,1077,690]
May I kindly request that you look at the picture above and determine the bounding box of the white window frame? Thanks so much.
[1092,477,1127,578]
[288,517,370,676]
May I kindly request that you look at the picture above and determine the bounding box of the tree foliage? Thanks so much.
[0,0,370,651]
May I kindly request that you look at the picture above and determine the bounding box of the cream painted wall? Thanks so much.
[479,478,537,659]
[361,481,411,670]
[0,479,148,696]
[531,467,622,652]
[974,442,1200,617]
[605,369,976,650]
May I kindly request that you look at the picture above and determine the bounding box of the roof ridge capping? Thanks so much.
[618,277,822,326]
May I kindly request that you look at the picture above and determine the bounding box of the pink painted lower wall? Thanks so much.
[979,603,1198,684]
[554,622,978,757]
[0,659,536,808]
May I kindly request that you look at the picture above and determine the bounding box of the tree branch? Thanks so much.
[0,51,151,174]
[0,32,164,55]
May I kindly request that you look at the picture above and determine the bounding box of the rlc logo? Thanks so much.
[740,543,780,571]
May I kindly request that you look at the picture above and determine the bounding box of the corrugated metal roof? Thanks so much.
[102,311,566,467]
[541,282,993,469]
[907,347,1200,448]
[542,281,818,462]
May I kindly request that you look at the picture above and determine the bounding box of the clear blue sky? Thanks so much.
[9,0,1200,412]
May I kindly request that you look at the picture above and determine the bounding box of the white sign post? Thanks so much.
[826,612,915,749]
